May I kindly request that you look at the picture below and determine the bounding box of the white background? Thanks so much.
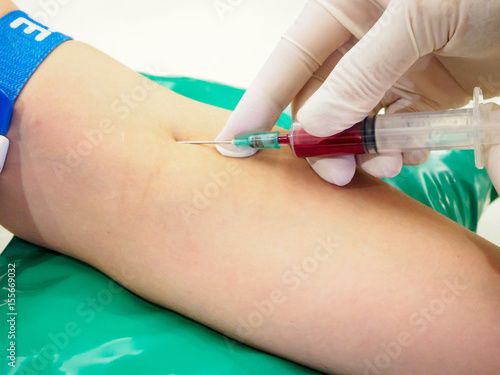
[14,0,308,88]
[1,0,500,252]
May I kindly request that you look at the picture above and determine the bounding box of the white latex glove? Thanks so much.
[216,0,500,186]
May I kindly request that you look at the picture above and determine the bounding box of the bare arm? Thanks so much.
[0,2,499,374]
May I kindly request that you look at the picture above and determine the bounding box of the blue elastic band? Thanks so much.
[0,89,13,135]
[0,10,72,105]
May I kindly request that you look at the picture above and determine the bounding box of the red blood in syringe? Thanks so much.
[277,122,365,158]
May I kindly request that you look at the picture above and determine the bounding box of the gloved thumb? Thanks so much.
[297,1,428,138]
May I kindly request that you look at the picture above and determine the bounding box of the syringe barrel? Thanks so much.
[286,88,500,166]
[373,108,474,153]
[288,109,478,158]
[288,120,368,157]
[374,88,500,169]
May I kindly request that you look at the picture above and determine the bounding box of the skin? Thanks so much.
[0,1,499,374]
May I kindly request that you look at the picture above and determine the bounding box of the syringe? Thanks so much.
[179,88,500,169]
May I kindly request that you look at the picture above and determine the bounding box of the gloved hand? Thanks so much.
[216,0,500,186]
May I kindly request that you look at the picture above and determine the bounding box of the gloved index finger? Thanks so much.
[297,1,428,138]
[216,0,351,149]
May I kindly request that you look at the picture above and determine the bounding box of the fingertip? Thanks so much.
[297,96,340,137]
[215,119,258,158]
[357,153,403,178]
[215,144,257,158]
[307,155,356,186]
[296,88,364,137]
[328,169,356,186]
[383,158,403,178]
[403,150,430,166]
